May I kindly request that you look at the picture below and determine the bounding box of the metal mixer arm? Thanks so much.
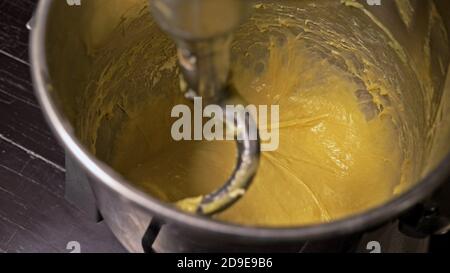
[150,0,260,215]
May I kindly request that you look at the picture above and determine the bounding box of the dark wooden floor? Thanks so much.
[0,0,125,253]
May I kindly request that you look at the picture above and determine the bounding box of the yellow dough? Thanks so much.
[125,37,404,226]
[80,2,421,227]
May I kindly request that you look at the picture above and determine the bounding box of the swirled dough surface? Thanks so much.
[125,39,404,226]
[82,2,420,227]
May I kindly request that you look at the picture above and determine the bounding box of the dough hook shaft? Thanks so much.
[150,0,260,215]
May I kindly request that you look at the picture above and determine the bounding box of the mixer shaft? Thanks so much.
[150,0,261,215]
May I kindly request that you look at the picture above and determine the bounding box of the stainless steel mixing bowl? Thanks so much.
[30,0,450,252]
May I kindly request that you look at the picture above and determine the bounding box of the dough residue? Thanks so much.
[77,1,440,227]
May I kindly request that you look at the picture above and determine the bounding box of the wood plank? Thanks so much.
[0,137,64,197]
[0,53,65,168]
[0,52,36,105]
[0,138,125,253]
[0,0,126,252]
[0,0,37,61]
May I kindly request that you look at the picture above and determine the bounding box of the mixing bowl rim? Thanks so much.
[30,0,450,243]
